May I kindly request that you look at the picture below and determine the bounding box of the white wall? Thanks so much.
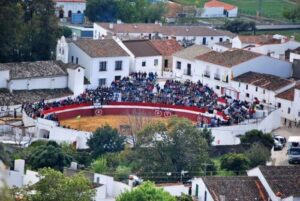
[55,2,86,18]
[201,7,224,18]
[290,52,300,62]
[0,70,9,88]
[276,88,300,122]
[93,23,108,40]
[159,185,189,197]
[172,56,198,82]
[8,76,68,92]
[228,7,238,17]
[212,44,230,52]
[232,56,292,78]
[67,67,85,96]
[192,178,214,201]
[90,56,130,88]
[134,56,162,76]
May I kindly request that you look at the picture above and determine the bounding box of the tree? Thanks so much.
[28,141,72,171]
[283,6,300,23]
[220,153,249,175]
[85,0,118,22]
[60,26,73,38]
[87,125,126,159]
[240,130,274,150]
[245,143,271,168]
[11,168,95,201]
[223,20,256,34]
[134,117,208,180]
[91,157,108,173]
[0,143,12,167]
[200,128,214,146]
[116,181,176,201]
[176,194,193,201]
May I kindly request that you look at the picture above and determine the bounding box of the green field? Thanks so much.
[172,0,295,20]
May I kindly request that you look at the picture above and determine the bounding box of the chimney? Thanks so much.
[109,23,114,29]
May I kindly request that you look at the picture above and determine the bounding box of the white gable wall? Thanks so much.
[93,23,109,39]
[228,7,238,17]
[232,56,292,78]
[192,178,214,201]
[172,56,198,82]
[201,7,224,18]
[0,70,9,88]
[134,56,162,76]
[55,2,86,18]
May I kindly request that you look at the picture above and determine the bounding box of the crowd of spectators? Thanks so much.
[23,72,258,127]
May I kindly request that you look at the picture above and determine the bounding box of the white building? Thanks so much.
[212,41,231,52]
[0,60,84,96]
[56,36,131,88]
[93,23,234,46]
[248,166,300,201]
[231,71,295,106]
[54,0,86,18]
[201,0,238,18]
[172,45,212,81]
[276,83,300,122]
[289,46,300,62]
[232,35,300,60]
[123,40,163,76]
[192,176,269,201]
[195,49,292,98]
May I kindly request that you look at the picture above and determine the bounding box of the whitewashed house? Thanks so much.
[172,45,212,81]
[276,83,300,122]
[232,71,295,106]
[289,46,300,62]
[248,166,300,201]
[123,40,163,76]
[212,41,232,52]
[57,36,131,88]
[201,0,238,18]
[191,176,269,201]
[232,35,300,60]
[195,49,292,98]
[93,23,234,46]
[54,0,86,18]
[0,60,84,96]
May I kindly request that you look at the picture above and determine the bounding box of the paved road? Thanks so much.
[256,24,300,31]
[271,125,300,166]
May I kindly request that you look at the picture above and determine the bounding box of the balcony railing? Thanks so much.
[203,71,210,78]
[214,74,221,81]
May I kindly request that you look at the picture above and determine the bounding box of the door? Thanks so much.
[187,64,191,76]
[164,59,168,68]
[195,184,199,197]
[202,37,206,45]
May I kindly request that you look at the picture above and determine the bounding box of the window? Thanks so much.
[263,99,266,103]
[154,59,158,66]
[115,76,121,81]
[164,59,168,68]
[219,38,223,43]
[142,61,146,67]
[277,102,281,108]
[255,86,258,92]
[71,56,74,63]
[263,89,265,94]
[246,93,250,98]
[115,61,122,71]
[298,111,300,117]
[99,61,107,71]
[216,85,220,90]
[98,78,106,86]
[246,85,248,90]
[238,82,241,87]
[176,61,181,69]
[211,36,214,40]
[288,107,291,114]
[76,57,78,64]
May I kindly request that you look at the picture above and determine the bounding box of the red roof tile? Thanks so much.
[276,87,295,101]
[204,0,236,11]
[150,40,182,56]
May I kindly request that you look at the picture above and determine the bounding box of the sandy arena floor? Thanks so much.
[60,115,170,133]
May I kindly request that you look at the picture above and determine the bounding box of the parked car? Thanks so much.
[274,135,286,146]
[287,136,300,164]
[274,139,283,151]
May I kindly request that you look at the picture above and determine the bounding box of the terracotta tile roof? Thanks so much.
[123,40,161,57]
[204,0,236,11]
[276,84,300,101]
[0,61,67,79]
[97,23,235,37]
[165,1,183,18]
[202,176,269,201]
[196,49,261,67]
[173,44,212,60]
[54,0,86,2]
[258,166,300,198]
[150,39,182,56]
[72,38,129,58]
[234,72,293,91]
[237,35,281,45]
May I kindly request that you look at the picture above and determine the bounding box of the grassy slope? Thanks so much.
[172,0,295,20]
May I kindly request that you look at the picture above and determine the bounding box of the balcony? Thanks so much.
[214,74,221,81]
[203,71,210,78]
